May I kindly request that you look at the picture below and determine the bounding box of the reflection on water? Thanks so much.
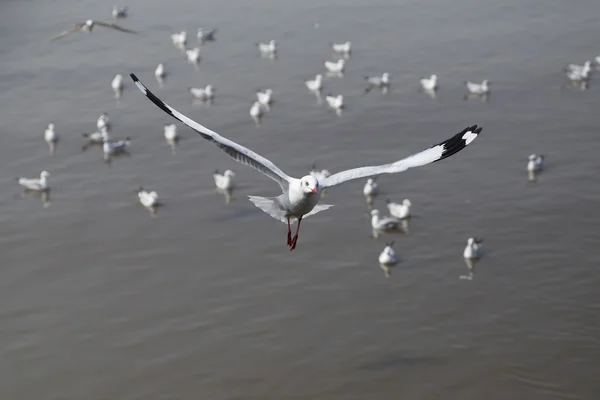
[460,257,479,280]
[21,189,51,208]
[217,188,234,204]
[47,141,57,155]
[464,93,489,102]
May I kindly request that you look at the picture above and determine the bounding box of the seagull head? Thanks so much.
[224,170,235,177]
[467,237,475,245]
[47,123,55,130]
[85,19,94,27]
[299,175,319,194]
[403,199,412,207]
[40,171,50,179]
[430,74,438,81]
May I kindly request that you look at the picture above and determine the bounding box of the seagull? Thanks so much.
[257,89,273,108]
[164,124,178,142]
[130,73,482,251]
[309,165,331,181]
[257,40,277,55]
[463,237,483,259]
[171,31,187,48]
[363,178,378,197]
[189,85,214,102]
[111,74,124,98]
[137,187,159,208]
[97,112,111,132]
[378,241,398,277]
[103,137,131,159]
[325,94,343,112]
[82,128,110,144]
[44,123,58,145]
[331,41,351,54]
[527,154,544,173]
[112,5,128,19]
[197,28,217,42]
[364,73,390,92]
[17,171,50,192]
[371,209,402,234]
[465,80,490,96]
[386,198,411,219]
[420,74,438,92]
[155,63,166,80]
[52,19,136,40]
[214,169,235,191]
[565,61,592,75]
[325,59,345,74]
[305,74,323,92]
[565,62,591,82]
[186,48,201,65]
[250,101,264,125]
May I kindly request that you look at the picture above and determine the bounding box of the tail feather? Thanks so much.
[248,196,334,223]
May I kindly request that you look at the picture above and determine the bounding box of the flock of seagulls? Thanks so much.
[22,5,591,279]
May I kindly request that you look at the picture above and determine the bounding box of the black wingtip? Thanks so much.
[130,73,139,82]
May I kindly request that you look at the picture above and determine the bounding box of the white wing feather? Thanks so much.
[321,125,482,188]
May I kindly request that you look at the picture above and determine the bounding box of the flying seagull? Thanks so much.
[130,73,482,251]
[52,19,136,40]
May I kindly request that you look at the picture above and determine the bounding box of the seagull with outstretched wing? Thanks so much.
[129,73,482,251]
[52,19,136,40]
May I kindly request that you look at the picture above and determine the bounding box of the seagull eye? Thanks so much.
[304,181,308,186]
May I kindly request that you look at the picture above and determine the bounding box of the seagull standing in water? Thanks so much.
[130,73,482,251]
[17,171,50,192]
[44,123,58,153]
[111,74,124,98]
[52,19,136,40]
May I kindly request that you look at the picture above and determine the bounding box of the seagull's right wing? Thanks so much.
[130,74,293,191]
[51,24,82,40]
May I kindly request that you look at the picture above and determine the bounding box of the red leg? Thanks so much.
[286,217,292,246]
[290,217,302,251]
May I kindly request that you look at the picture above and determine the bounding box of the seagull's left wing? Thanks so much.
[320,125,482,188]
[96,21,137,33]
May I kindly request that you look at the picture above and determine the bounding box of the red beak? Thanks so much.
[311,188,317,194]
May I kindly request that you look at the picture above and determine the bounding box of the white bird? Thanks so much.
[309,165,331,181]
[332,41,351,54]
[131,74,482,250]
[595,56,600,67]
[111,74,124,98]
[378,241,398,264]
[52,19,136,40]
[465,80,490,95]
[103,137,131,156]
[378,241,398,277]
[171,31,187,48]
[365,73,390,91]
[197,28,217,42]
[97,112,111,132]
[186,47,201,65]
[112,5,128,19]
[250,101,264,124]
[44,123,58,144]
[189,85,214,101]
[420,74,438,92]
[155,63,166,80]
[527,154,544,172]
[386,198,411,219]
[257,40,276,54]
[371,209,401,231]
[566,61,592,75]
[257,89,273,107]
[566,62,591,81]
[17,171,50,191]
[214,169,235,190]
[325,59,345,74]
[363,178,378,197]
[463,237,483,259]
[305,74,323,92]
[82,128,110,144]
[325,94,343,111]
[164,124,178,142]
[137,187,159,208]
